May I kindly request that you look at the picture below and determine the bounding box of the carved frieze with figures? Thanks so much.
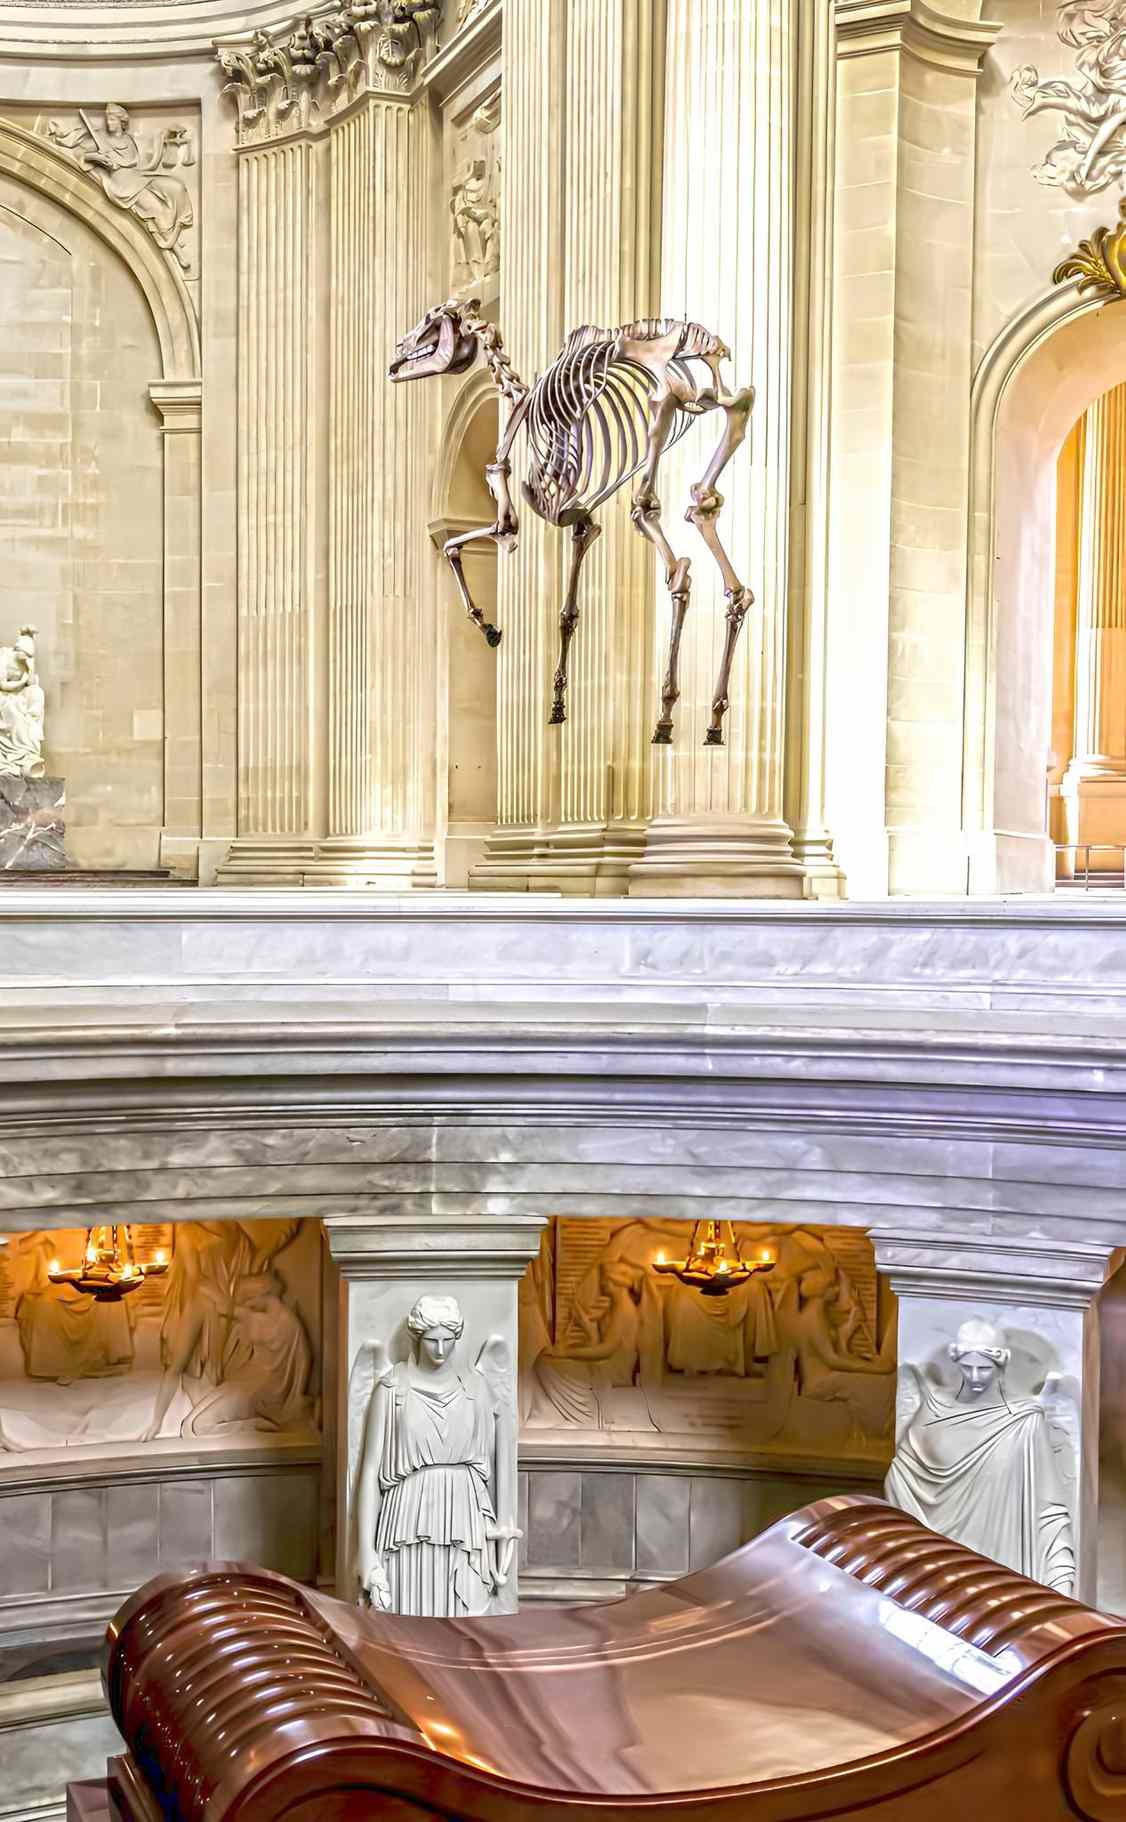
[519,1218,897,1466]
[0,1219,320,1457]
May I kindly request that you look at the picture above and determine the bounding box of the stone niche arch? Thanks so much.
[0,116,204,873]
[964,287,1126,892]
[430,369,500,889]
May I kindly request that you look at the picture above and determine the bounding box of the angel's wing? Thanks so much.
[475,1333,514,1416]
[894,1362,924,1444]
[1040,1373,1080,1512]
[346,1339,391,1505]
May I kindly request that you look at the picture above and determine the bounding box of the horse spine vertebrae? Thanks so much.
[388,299,757,746]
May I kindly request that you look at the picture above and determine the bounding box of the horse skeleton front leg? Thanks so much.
[441,457,519,648]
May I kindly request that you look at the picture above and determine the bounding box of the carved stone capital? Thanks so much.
[834,0,1002,75]
[216,0,441,145]
[871,1233,1118,1308]
[323,1212,547,1280]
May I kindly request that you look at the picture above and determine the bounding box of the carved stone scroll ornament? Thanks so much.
[885,1318,1078,1595]
[388,301,759,747]
[1012,0,1126,196]
[45,106,194,272]
[218,1,440,142]
[1054,193,1126,297]
[350,1295,520,1617]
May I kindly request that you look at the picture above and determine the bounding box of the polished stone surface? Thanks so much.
[0,779,69,872]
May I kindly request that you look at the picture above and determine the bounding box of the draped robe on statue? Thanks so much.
[373,1366,497,1617]
[885,1382,1076,1593]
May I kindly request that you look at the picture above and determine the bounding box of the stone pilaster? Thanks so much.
[215,8,440,889]
[323,1212,546,1610]
[874,1232,1116,1603]
[828,0,1001,897]
[216,137,323,885]
[1062,384,1126,872]
[150,380,205,879]
[627,0,804,897]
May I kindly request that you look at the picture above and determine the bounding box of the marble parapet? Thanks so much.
[0,894,1125,1262]
[0,779,69,873]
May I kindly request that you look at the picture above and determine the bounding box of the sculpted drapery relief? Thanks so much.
[0,626,45,780]
[886,1318,1078,1595]
[45,106,195,272]
[1012,0,1126,195]
[0,1220,318,1455]
[519,1219,897,1463]
[350,1295,520,1617]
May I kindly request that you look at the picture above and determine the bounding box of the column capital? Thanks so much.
[216,1,437,148]
[871,1232,1119,1308]
[323,1212,547,1281]
[834,0,1002,74]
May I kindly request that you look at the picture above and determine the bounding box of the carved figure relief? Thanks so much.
[449,97,501,294]
[886,1318,1077,1595]
[455,0,491,26]
[0,1219,319,1455]
[519,1220,896,1463]
[46,106,195,271]
[1012,0,1126,195]
[0,626,45,779]
[351,1295,520,1617]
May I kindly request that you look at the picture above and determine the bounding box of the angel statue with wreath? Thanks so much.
[350,1294,521,1617]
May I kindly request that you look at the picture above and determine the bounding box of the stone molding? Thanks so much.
[871,1236,1119,1309]
[324,1213,546,1279]
[833,0,1002,74]
[0,1675,104,1735]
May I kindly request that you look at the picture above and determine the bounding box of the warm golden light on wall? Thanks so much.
[47,1224,170,1302]
[652,1218,774,1298]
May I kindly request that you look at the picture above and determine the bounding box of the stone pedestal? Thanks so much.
[323,1213,546,1612]
[874,1234,1115,1603]
[0,776,70,871]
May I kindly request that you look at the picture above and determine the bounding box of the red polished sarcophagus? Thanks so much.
[69,1495,1126,1822]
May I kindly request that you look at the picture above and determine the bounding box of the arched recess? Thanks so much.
[0,118,199,381]
[0,116,205,874]
[964,285,1126,892]
[430,369,501,890]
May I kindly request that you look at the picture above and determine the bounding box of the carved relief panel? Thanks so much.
[519,1219,897,1467]
[446,88,501,301]
[0,1218,321,1458]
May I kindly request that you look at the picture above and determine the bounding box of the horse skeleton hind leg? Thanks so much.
[685,380,755,746]
[441,456,519,648]
[629,381,694,745]
[549,514,601,726]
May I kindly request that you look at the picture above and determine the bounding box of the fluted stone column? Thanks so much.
[1062,385,1126,873]
[628,0,804,896]
[874,1234,1115,1604]
[324,1213,546,1610]
[215,20,439,889]
[472,0,664,893]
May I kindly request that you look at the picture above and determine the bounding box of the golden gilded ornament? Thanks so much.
[1054,195,1126,298]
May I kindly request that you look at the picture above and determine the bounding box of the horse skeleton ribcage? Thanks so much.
[522,325,698,524]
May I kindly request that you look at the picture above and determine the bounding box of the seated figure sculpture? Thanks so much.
[885,1316,1077,1594]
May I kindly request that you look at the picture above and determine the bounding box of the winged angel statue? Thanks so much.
[887,1320,1078,1595]
[1012,0,1126,193]
[389,300,757,746]
[348,1295,520,1617]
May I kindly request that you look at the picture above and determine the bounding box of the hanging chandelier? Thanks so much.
[653,1219,774,1298]
[48,1224,170,1302]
